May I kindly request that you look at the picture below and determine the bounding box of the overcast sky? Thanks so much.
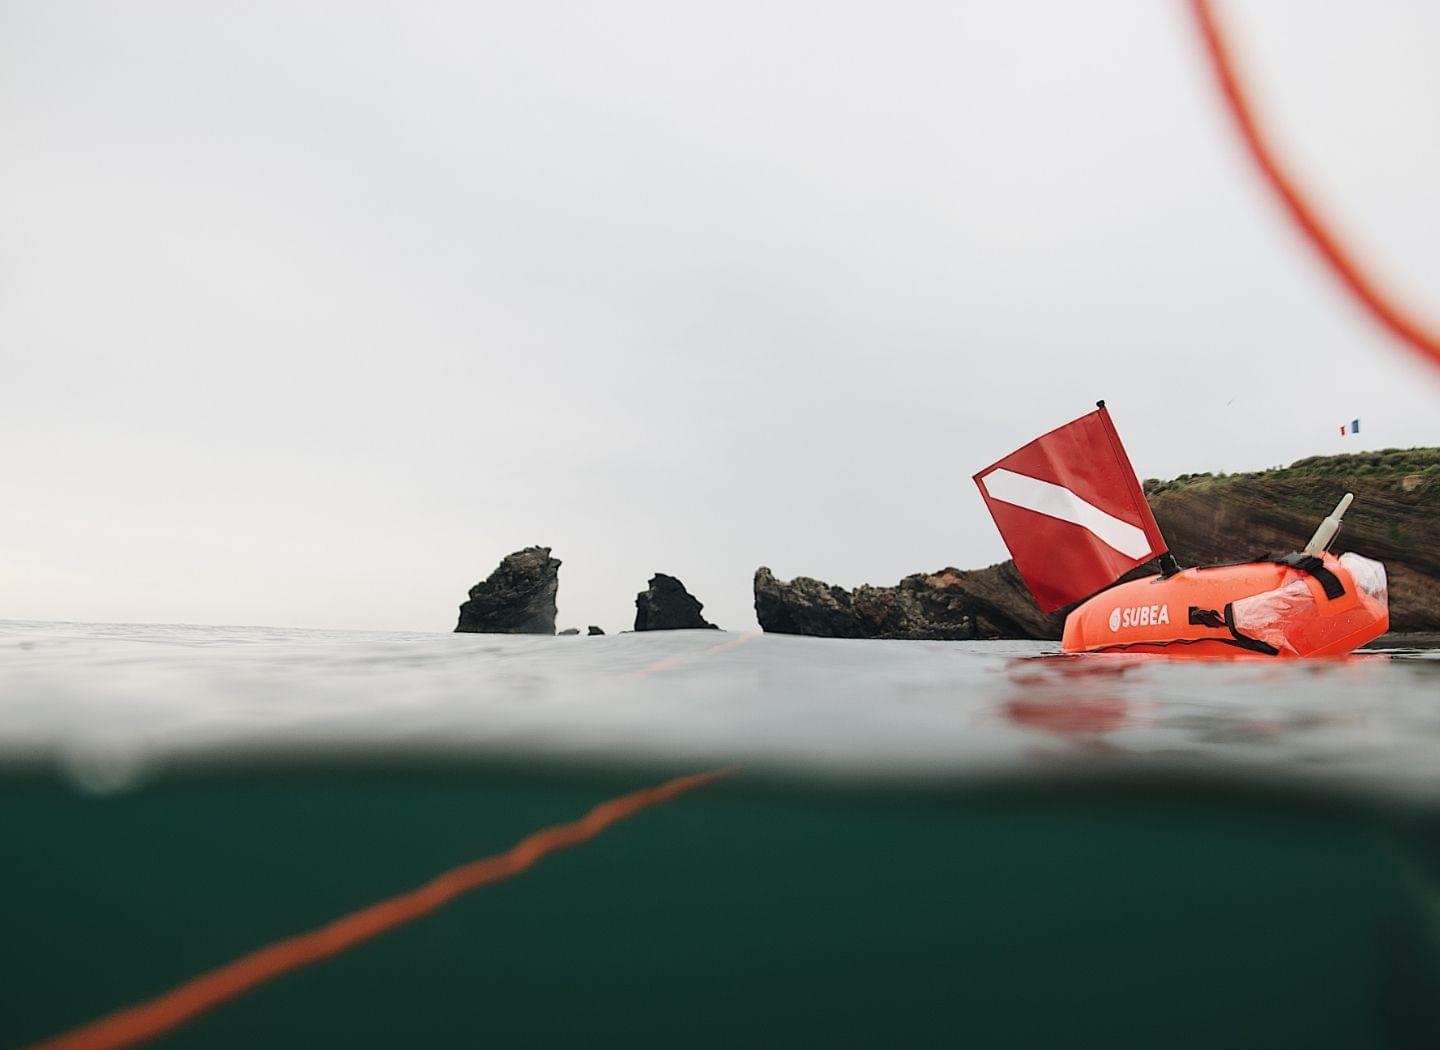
[2,0,1437,633]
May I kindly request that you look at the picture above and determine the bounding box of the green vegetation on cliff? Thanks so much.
[1145,448,1440,497]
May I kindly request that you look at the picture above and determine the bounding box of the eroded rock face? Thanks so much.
[455,547,560,634]
[752,569,868,638]
[753,565,1062,640]
[635,574,719,631]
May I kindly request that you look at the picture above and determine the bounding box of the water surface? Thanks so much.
[1,620,1436,795]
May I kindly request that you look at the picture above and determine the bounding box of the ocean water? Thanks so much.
[1,619,1437,792]
[4,621,1440,1048]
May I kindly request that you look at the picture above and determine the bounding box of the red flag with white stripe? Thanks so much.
[973,404,1168,612]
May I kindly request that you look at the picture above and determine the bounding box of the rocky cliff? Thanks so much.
[755,448,1439,639]
[455,546,561,634]
[754,562,1060,641]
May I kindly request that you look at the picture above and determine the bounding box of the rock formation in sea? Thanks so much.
[634,574,719,631]
[455,546,560,634]
[756,448,1440,639]
[754,563,1059,641]
[587,625,605,636]
[558,628,580,635]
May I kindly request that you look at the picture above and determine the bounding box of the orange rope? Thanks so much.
[31,767,732,1050]
[1190,0,1440,371]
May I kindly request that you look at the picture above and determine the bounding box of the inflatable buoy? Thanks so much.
[975,403,1391,659]
[1061,551,1389,657]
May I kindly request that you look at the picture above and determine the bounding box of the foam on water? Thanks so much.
[1,619,1437,797]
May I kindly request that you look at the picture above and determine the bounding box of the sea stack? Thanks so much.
[455,546,560,634]
[634,574,719,631]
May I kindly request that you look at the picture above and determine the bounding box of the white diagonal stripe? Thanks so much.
[979,468,1150,559]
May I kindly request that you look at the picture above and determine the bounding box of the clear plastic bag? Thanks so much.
[1339,552,1388,609]
[1230,578,1317,655]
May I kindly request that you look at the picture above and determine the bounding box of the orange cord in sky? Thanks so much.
[1190,0,1440,372]
[31,768,732,1050]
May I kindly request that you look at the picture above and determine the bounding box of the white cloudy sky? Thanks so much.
[2,0,1437,633]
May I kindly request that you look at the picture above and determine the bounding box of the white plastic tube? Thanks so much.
[1303,493,1354,556]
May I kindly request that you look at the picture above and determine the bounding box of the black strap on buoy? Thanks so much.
[1188,606,1225,629]
[1267,552,1346,600]
[1222,603,1281,655]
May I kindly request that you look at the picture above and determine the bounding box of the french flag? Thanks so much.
[1340,419,1360,436]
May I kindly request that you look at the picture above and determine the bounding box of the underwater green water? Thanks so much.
[5,768,1440,1049]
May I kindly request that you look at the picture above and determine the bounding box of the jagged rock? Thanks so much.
[635,574,719,631]
[755,447,1440,640]
[754,564,1061,641]
[455,546,560,634]
[587,625,605,636]
[558,628,580,636]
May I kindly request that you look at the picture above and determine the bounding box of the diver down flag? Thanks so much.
[974,404,1169,612]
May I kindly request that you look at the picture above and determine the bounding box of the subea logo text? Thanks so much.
[1107,604,1171,632]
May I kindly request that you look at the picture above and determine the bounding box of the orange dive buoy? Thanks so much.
[1060,550,1389,658]
[976,404,1390,659]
